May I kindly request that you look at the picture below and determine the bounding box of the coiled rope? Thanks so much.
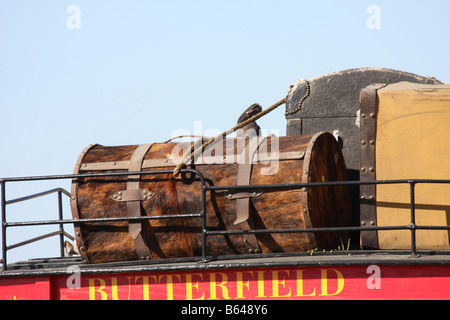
[173,97,286,177]
[173,80,310,177]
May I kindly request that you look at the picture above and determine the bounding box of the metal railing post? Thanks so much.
[1,180,7,270]
[409,181,418,257]
[201,180,208,262]
[58,190,65,257]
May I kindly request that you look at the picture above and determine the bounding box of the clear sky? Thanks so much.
[1,0,449,263]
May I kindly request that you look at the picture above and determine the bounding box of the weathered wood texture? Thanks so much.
[72,133,351,263]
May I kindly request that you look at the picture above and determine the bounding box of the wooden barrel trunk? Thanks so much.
[71,132,351,264]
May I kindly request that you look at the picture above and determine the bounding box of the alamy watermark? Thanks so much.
[66,5,81,30]
[366,5,381,30]
[66,265,81,289]
[366,265,381,289]
[64,5,381,32]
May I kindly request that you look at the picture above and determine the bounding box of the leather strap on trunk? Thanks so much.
[127,144,153,260]
[233,137,268,253]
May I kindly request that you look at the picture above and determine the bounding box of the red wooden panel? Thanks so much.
[0,277,51,300]
[50,265,450,300]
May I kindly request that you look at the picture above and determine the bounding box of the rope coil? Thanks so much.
[173,97,287,177]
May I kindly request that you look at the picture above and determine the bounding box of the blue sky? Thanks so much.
[1,0,449,263]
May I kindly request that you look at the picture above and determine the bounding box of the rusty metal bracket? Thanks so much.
[226,192,263,200]
[110,189,155,202]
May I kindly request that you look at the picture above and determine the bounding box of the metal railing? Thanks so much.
[0,186,75,267]
[1,169,450,271]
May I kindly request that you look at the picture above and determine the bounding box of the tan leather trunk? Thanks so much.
[359,82,450,249]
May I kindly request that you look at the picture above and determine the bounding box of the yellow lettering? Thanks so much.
[111,277,119,300]
[295,270,316,297]
[320,269,344,296]
[271,270,292,298]
[126,276,134,300]
[135,275,157,300]
[255,271,267,298]
[236,271,253,299]
[159,274,181,300]
[89,278,107,300]
[185,273,205,300]
[209,272,231,300]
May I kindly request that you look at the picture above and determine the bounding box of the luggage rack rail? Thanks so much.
[1,169,450,271]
